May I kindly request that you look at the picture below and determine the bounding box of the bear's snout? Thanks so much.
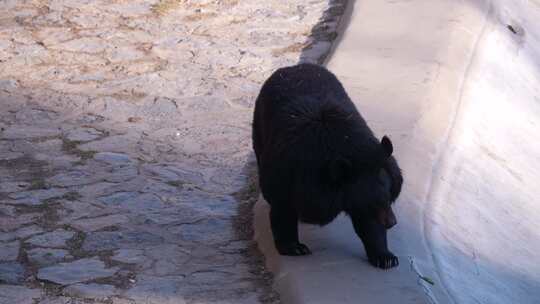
[377,206,397,229]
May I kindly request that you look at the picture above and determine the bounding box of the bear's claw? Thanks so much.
[276,242,312,256]
[369,252,399,269]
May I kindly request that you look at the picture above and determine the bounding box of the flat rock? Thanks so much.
[0,240,20,261]
[219,240,251,254]
[125,275,186,304]
[75,182,116,198]
[60,201,111,222]
[170,218,234,245]
[144,245,190,276]
[0,214,39,232]
[65,128,102,142]
[141,206,204,226]
[142,164,205,185]
[82,230,163,251]
[106,46,145,63]
[51,37,106,53]
[36,27,75,46]
[27,248,71,267]
[0,225,44,242]
[0,152,24,161]
[36,296,72,304]
[1,126,60,140]
[94,152,132,166]
[103,165,139,183]
[111,249,145,264]
[8,188,68,206]
[79,137,136,157]
[14,109,58,123]
[188,195,237,218]
[70,214,129,232]
[100,192,165,214]
[190,270,233,285]
[0,181,30,193]
[99,191,140,206]
[0,262,25,284]
[26,229,75,248]
[0,285,42,304]
[99,191,138,205]
[37,258,118,285]
[89,97,139,123]
[137,97,179,119]
[106,2,152,17]
[48,171,95,187]
[0,79,19,92]
[63,283,116,300]
[0,205,16,217]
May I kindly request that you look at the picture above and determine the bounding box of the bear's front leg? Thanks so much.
[351,217,398,269]
[269,205,312,256]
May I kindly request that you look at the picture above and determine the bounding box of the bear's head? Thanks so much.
[329,135,400,229]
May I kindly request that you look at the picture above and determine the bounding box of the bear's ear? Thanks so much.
[328,158,352,184]
[381,135,393,158]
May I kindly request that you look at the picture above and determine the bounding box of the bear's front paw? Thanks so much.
[275,242,312,256]
[368,251,399,269]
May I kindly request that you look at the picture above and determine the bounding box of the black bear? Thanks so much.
[252,63,403,269]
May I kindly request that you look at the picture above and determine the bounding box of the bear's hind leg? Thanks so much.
[270,205,312,256]
[351,217,398,269]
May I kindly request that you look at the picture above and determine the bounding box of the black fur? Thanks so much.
[253,63,403,269]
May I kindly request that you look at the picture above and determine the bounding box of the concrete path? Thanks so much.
[0,1,342,303]
[255,0,489,303]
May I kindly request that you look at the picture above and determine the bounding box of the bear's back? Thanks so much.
[256,64,378,168]
[258,63,352,112]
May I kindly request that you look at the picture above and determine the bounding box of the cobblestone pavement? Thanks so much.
[0,0,346,303]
